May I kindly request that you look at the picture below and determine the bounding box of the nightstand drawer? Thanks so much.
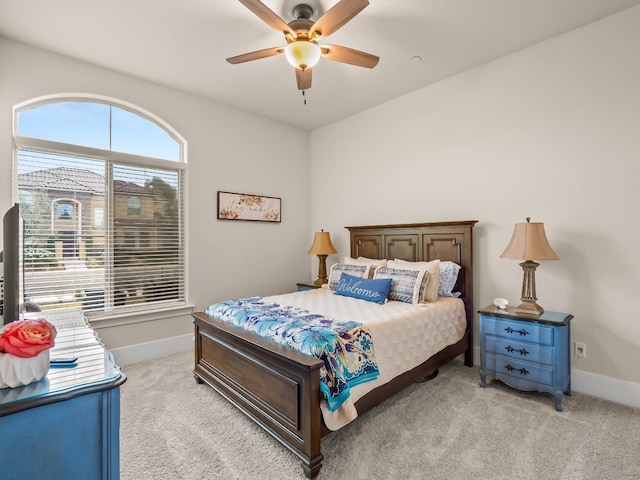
[485,335,554,366]
[485,353,554,387]
[482,316,554,346]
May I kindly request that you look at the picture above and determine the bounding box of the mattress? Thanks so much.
[266,287,467,430]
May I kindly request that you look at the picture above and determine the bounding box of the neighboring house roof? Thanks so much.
[19,167,155,196]
[113,180,151,196]
[19,167,104,193]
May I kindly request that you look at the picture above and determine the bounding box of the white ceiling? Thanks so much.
[1,0,639,130]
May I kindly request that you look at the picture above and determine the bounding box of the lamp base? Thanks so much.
[313,254,329,286]
[514,300,544,316]
[515,260,544,316]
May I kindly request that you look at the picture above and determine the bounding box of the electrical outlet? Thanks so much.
[574,342,587,358]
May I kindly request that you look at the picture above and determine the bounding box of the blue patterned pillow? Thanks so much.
[335,273,392,304]
[373,267,428,304]
[438,261,462,297]
[388,259,440,302]
[328,263,371,291]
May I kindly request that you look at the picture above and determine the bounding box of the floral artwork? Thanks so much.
[217,191,281,222]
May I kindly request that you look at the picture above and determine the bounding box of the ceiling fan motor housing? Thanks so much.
[288,4,315,41]
[292,4,314,20]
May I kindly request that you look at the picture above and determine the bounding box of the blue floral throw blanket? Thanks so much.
[204,297,379,411]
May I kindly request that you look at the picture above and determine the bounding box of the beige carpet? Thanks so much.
[120,351,640,480]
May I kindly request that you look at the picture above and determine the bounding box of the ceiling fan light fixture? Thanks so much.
[284,41,321,70]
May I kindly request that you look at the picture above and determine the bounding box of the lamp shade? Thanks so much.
[307,231,337,255]
[500,218,558,261]
[285,41,321,70]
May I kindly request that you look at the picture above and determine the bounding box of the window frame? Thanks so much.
[12,95,190,323]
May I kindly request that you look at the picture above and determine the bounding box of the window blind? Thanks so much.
[16,148,185,316]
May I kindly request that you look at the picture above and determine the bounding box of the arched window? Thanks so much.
[14,96,186,317]
[53,199,78,221]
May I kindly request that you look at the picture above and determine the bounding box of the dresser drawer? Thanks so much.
[485,353,554,387]
[482,315,554,346]
[485,335,554,366]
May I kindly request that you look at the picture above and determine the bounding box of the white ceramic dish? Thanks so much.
[493,297,509,309]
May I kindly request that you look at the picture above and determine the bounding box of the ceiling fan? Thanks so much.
[227,0,379,91]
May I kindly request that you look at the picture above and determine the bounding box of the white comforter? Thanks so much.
[266,287,466,430]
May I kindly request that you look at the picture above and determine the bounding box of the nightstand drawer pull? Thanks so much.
[505,345,529,356]
[504,326,529,336]
[505,364,530,376]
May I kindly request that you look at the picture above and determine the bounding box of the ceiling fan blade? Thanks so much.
[238,0,294,37]
[321,45,379,68]
[226,47,284,64]
[309,0,369,38]
[296,68,312,90]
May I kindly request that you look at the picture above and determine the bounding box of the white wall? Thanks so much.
[0,37,311,350]
[310,6,640,386]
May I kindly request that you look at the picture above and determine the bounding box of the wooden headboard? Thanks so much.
[345,220,478,366]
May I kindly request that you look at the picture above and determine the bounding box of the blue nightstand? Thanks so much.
[478,305,573,411]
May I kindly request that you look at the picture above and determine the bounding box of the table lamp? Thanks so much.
[500,217,558,315]
[307,230,337,286]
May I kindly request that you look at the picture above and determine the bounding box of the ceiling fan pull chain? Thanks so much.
[302,90,307,105]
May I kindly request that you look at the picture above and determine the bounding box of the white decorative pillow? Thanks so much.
[328,263,371,291]
[373,267,428,304]
[388,259,441,302]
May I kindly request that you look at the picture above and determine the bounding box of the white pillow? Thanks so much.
[357,256,387,267]
[344,256,386,278]
[388,259,441,302]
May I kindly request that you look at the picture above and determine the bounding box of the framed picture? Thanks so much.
[217,191,281,223]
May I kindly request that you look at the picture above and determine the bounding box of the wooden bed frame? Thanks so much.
[192,220,477,478]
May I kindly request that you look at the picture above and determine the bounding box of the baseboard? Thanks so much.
[472,346,640,410]
[571,369,640,409]
[112,340,640,409]
[110,333,193,367]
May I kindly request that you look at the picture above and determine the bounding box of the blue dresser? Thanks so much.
[479,305,572,411]
[0,312,125,479]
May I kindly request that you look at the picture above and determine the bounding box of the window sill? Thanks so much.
[87,303,195,329]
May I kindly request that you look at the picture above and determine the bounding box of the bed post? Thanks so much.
[462,221,476,367]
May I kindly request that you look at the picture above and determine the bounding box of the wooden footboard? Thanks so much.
[193,311,469,477]
[193,311,325,477]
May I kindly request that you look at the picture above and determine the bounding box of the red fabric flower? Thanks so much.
[0,319,57,358]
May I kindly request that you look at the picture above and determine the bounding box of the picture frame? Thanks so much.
[217,191,281,223]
